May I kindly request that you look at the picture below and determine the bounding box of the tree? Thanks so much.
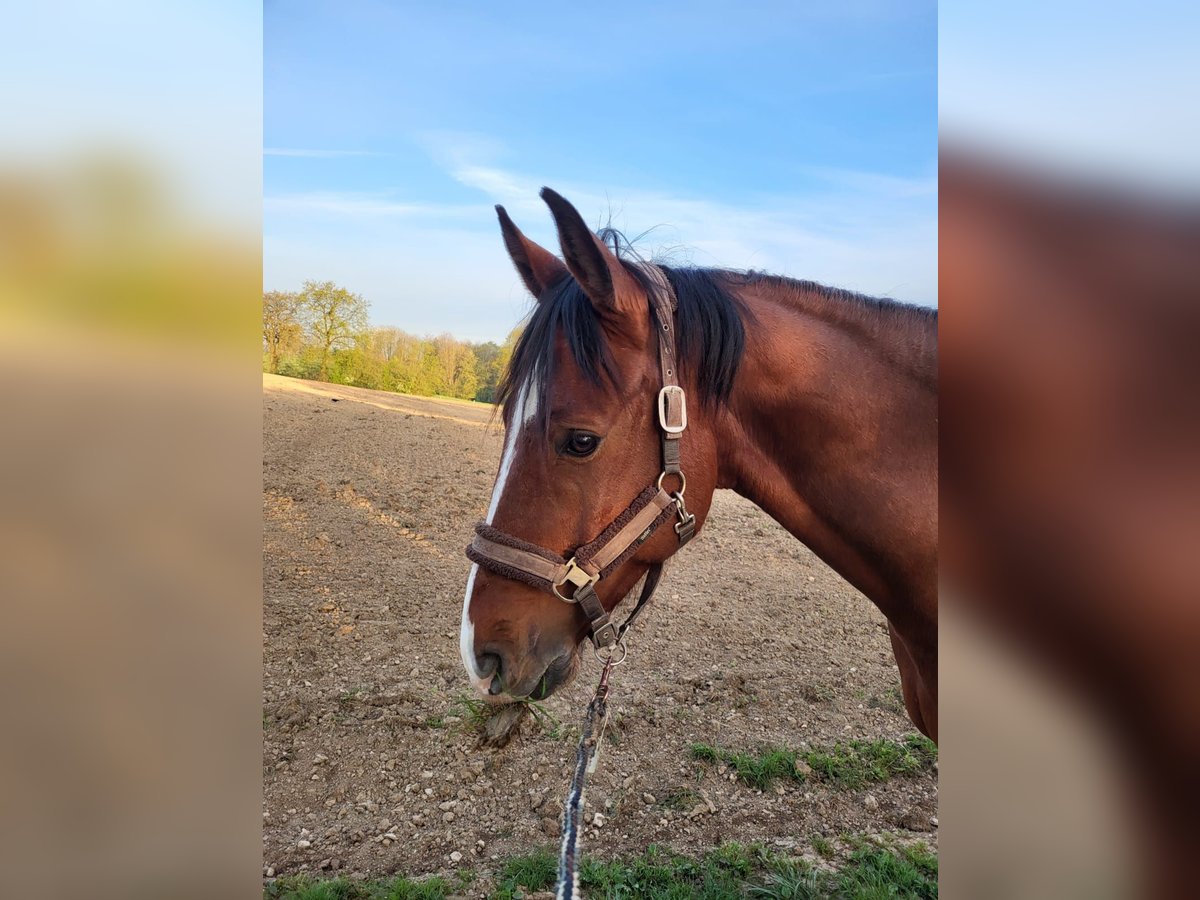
[262,290,305,374]
[451,346,479,400]
[472,341,503,403]
[370,326,405,362]
[299,280,369,380]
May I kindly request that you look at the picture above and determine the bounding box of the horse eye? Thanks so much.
[563,431,601,458]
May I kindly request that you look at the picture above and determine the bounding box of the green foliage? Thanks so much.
[264,283,509,402]
[834,845,938,899]
[811,835,836,860]
[691,735,937,790]
[264,874,450,900]
[385,876,452,900]
[263,289,308,374]
[748,859,824,899]
[804,737,934,789]
[471,340,504,403]
[576,841,768,899]
[690,743,800,790]
[299,280,370,379]
[494,846,557,896]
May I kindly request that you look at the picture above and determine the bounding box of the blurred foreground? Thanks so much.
[940,151,1200,899]
[1,5,261,899]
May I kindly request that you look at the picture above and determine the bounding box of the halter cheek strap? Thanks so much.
[465,267,697,649]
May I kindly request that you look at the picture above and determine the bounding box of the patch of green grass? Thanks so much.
[811,835,835,860]
[264,874,450,900]
[577,841,769,899]
[691,735,937,790]
[835,844,938,899]
[748,859,824,899]
[903,734,938,765]
[266,877,356,900]
[690,743,800,790]
[494,846,557,896]
[384,876,452,900]
[265,840,936,900]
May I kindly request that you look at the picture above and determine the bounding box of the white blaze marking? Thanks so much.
[459,564,486,691]
[459,380,539,690]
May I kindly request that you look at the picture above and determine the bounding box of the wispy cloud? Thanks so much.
[421,135,937,304]
[265,191,486,219]
[264,148,384,158]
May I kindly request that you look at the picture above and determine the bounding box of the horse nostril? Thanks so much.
[475,652,501,680]
[488,677,505,696]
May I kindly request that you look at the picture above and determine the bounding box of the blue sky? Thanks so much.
[265,0,936,342]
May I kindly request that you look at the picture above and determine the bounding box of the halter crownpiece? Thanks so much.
[466,266,696,649]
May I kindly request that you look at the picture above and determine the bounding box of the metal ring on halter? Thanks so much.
[656,469,687,495]
[552,558,597,603]
[551,582,578,603]
[593,639,628,666]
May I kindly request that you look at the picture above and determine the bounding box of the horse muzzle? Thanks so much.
[477,645,579,701]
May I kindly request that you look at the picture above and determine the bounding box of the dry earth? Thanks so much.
[262,374,937,888]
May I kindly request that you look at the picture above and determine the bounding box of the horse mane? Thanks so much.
[733,270,937,328]
[496,230,748,430]
[497,230,936,427]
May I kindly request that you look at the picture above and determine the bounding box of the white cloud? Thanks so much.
[430,147,937,305]
[265,191,486,219]
[263,148,384,158]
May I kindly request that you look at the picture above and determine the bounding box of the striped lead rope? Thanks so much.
[555,650,620,899]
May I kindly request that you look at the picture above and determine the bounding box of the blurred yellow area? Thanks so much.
[0,152,257,352]
[0,152,262,900]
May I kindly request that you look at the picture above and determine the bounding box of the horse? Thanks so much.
[459,188,938,741]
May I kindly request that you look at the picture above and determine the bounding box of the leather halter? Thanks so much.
[466,268,697,650]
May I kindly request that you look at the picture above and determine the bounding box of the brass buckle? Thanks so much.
[657,385,687,434]
[552,557,598,603]
[672,491,696,538]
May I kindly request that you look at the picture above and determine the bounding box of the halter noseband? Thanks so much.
[466,267,697,649]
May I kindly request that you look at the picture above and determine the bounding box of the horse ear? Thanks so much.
[496,205,568,300]
[540,187,641,314]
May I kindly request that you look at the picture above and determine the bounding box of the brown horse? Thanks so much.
[459,189,938,741]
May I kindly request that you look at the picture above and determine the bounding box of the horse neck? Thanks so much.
[711,280,938,635]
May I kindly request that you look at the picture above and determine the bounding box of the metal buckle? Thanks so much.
[672,491,696,539]
[657,385,687,434]
[552,557,598,603]
[591,621,619,649]
[593,634,627,661]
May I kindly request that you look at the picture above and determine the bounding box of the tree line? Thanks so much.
[263,280,519,403]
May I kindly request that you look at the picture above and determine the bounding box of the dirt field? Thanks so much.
[262,374,937,887]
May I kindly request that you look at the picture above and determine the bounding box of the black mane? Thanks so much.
[496,244,748,429]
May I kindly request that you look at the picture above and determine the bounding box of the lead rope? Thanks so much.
[556,641,625,899]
